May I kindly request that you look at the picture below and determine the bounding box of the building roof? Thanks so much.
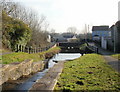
[92,26,109,31]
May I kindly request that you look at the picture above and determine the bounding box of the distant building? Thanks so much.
[108,21,120,52]
[53,35,67,42]
[92,26,111,41]
[62,32,74,38]
[67,35,77,42]
[50,32,78,43]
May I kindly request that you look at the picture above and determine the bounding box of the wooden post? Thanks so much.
[96,47,98,53]
[21,45,22,52]
[30,47,32,54]
[33,47,34,53]
[32,48,34,53]
[20,45,21,52]
[36,47,37,53]
[18,44,19,52]
[22,45,23,52]
[40,47,41,52]
[21,45,23,52]
[29,47,31,54]
[17,44,18,52]
[23,45,25,52]
[27,47,28,53]
[35,47,36,53]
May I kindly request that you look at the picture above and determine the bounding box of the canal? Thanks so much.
[2,53,81,91]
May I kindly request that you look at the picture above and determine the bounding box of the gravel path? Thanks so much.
[103,55,120,73]
[0,52,13,55]
[95,44,120,73]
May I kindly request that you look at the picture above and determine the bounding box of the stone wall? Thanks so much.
[0,59,44,85]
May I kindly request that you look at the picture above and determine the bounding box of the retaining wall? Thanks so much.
[0,59,44,85]
[0,47,61,85]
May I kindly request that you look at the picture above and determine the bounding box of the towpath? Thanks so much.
[88,42,120,73]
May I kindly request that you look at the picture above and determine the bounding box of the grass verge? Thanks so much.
[1,47,60,64]
[54,54,120,91]
[0,48,11,53]
[112,54,120,60]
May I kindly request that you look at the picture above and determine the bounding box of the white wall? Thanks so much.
[101,37,107,49]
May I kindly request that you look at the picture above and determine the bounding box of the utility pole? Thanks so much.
[85,24,88,42]
[88,25,89,41]
[114,25,116,52]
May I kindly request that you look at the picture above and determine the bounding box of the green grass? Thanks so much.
[79,43,87,50]
[0,48,11,53]
[1,47,60,64]
[112,54,120,60]
[54,54,120,91]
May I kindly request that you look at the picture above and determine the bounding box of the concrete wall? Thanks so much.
[0,46,61,85]
[108,25,120,52]
[0,59,44,85]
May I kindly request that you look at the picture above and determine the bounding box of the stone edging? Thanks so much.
[0,59,44,85]
[29,61,65,91]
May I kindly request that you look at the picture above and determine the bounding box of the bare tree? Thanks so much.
[1,0,50,48]
[50,29,55,34]
[67,27,77,34]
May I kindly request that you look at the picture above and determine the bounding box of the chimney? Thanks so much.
[118,1,120,20]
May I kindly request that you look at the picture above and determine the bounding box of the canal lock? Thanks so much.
[1,53,81,92]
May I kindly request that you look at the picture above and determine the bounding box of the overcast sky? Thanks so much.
[14,0,119,33]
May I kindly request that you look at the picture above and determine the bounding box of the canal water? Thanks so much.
[49,53,81,68]
[10,53,81,91]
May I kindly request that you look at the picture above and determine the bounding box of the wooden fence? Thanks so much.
[15,43,55,54]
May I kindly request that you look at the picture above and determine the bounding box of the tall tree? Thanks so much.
[2,11,32,50]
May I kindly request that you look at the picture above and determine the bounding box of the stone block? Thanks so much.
[0,59,45,85]
[0,64,10,85]
[8,62,23,80]
[22,59,33,76]
[32,61,44,73]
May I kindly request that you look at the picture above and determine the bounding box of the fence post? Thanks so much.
[28,47,30,54]
[33,48,34,53]
[23,45,25,52]
[96,47,98,53]
[34,47,36,53]
[19,45,21,52]
[21,45,23,52]
[36,47,37,53]
[29,47,31,53]
[32,47,33,54]
[21,45,22,52]
[18,44,20,52]
[17,44,19,52]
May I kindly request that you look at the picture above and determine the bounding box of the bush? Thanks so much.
[2,11,32,51]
